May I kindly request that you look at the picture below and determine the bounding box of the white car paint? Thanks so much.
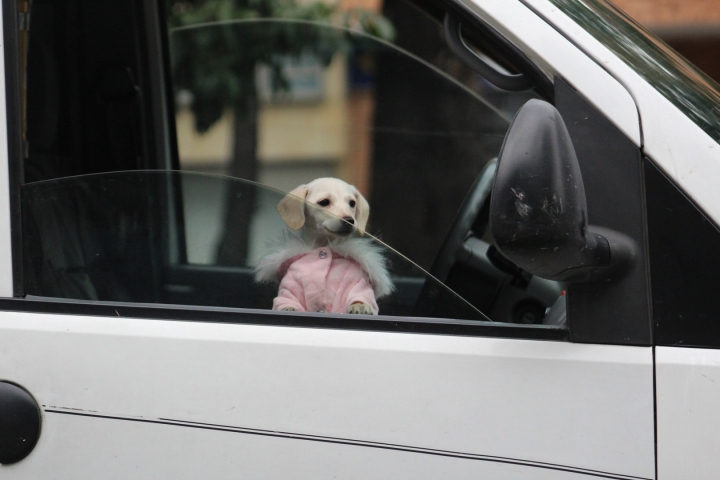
[8,415,637,480]
[656,347,720,480]
[1,311,655,479]
[519,0,720,229]
[461,0,642,146]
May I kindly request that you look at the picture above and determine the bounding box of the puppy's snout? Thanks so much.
[334,216,355,236]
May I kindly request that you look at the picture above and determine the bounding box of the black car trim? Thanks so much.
[646,158,720,349]
[555,78,652,346]
[45,408,648,480]
[3,0,25,298]
[0,296,568,341]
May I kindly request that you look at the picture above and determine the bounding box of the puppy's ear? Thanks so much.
[353,188,370,236]
[278,185,309,230]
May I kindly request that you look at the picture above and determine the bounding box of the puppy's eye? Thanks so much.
[317,199,330,207]
[349,200,356,208]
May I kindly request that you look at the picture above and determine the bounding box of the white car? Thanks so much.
[1,0,719,478]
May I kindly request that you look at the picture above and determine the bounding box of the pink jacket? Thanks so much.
[255,237,394,315]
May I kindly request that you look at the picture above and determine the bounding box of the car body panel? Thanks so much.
[656,346,720,480]
[1,311,655,478]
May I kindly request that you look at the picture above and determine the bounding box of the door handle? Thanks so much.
[443,13,533,92]
[0,381,41,464]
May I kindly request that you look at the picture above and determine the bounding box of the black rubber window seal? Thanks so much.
[1,295,569,341]
[3,0,26,298]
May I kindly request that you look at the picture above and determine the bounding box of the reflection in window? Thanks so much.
[22,171,485,321]
[168,0,538,273]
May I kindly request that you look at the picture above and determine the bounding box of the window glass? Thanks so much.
[168,1,538,272]
[22,170,484,321]
[19,0,564,328]
[166,0,561,323]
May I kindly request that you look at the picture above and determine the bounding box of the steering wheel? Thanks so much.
[415,157,564,324]
[430,159,497,284]
[414,159,564,323]
[411,160,497,320]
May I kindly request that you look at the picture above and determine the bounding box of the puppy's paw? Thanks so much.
[348,302,373,315]
[281,306,298,312]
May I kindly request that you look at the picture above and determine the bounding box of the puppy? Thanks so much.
[278,177,371,247]
[255,178,393,315]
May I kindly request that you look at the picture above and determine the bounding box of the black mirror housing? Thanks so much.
[490,99,635,283]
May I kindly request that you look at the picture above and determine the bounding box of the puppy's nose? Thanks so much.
[343,217,355,225]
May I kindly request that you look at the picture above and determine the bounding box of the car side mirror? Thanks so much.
[489,99,636,283]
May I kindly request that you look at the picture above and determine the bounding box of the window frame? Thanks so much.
[10,295,569,340]
[4,0,25,298]
[2,0,651,345]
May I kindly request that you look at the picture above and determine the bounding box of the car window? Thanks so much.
[168,3,538,272]
[17,0,565,330]
[167,0,562,324]
[22,170,485,321]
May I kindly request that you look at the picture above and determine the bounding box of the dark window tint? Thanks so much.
[646,159,720,348]
[168,4,539,273]
[23,0,173,183]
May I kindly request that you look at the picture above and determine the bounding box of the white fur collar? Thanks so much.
[254,234,395,298]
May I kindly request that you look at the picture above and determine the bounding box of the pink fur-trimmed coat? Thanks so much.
[254,236,394,315]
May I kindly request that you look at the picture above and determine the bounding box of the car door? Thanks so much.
[1,0,655,479]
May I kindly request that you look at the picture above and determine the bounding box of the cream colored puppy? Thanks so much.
[276,177,373,314]
[278,177,370,246]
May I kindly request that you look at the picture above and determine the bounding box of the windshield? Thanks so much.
[545,0,720,143]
